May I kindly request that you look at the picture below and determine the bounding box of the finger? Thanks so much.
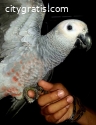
[27,90,36,98]
[38,89,65,106]
[56,103,74,123]
[45,106,69,123]
[42,96,73,115]
[38,80,54,91]
[38,81,69,96]
[50,83,69,95]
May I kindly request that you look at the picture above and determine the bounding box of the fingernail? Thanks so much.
[57,90,65,98]
[67,96,73,103]
[27,90,35,98]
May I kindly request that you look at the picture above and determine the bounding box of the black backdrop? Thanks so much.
[0,0,96,125]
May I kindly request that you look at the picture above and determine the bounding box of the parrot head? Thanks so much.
[56,19,92,51]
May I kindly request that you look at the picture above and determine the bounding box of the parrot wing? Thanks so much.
[0,0,47,118]
[0,0,45,59]
[0,0,46,99]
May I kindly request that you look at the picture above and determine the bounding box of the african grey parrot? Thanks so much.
[0,0,92,116]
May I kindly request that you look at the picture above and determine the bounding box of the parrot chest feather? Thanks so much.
[0,53,45,99]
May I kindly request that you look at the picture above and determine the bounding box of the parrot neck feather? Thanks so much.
[37,29,73,71]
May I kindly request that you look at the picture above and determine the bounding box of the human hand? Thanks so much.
[37,80,74,124]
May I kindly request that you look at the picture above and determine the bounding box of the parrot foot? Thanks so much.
[23,85,47,103]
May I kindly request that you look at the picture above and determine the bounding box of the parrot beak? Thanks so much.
[75,33,92,51]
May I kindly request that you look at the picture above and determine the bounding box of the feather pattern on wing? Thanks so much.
[0,0,46,99]
[0,0,45,58]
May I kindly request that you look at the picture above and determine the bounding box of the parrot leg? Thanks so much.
[23,85,48,103]
[23,69,54,103]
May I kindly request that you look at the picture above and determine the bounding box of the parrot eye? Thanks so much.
[67,25,72,30]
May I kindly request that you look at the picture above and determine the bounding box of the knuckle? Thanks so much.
[47,105,53,114]
[49,91,59,101]
[41,105,53,115]
[63,107,68,114]
[49,93,55,100]
[45,116,50,122]
[52,114,59,121]
[45,115,57,123]
[62,97,68,105]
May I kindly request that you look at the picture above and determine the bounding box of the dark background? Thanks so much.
[0,0,96,125]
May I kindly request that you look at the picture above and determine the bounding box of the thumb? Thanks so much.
[38,80,54,91]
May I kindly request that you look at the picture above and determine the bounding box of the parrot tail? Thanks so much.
[5,98,26,120]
